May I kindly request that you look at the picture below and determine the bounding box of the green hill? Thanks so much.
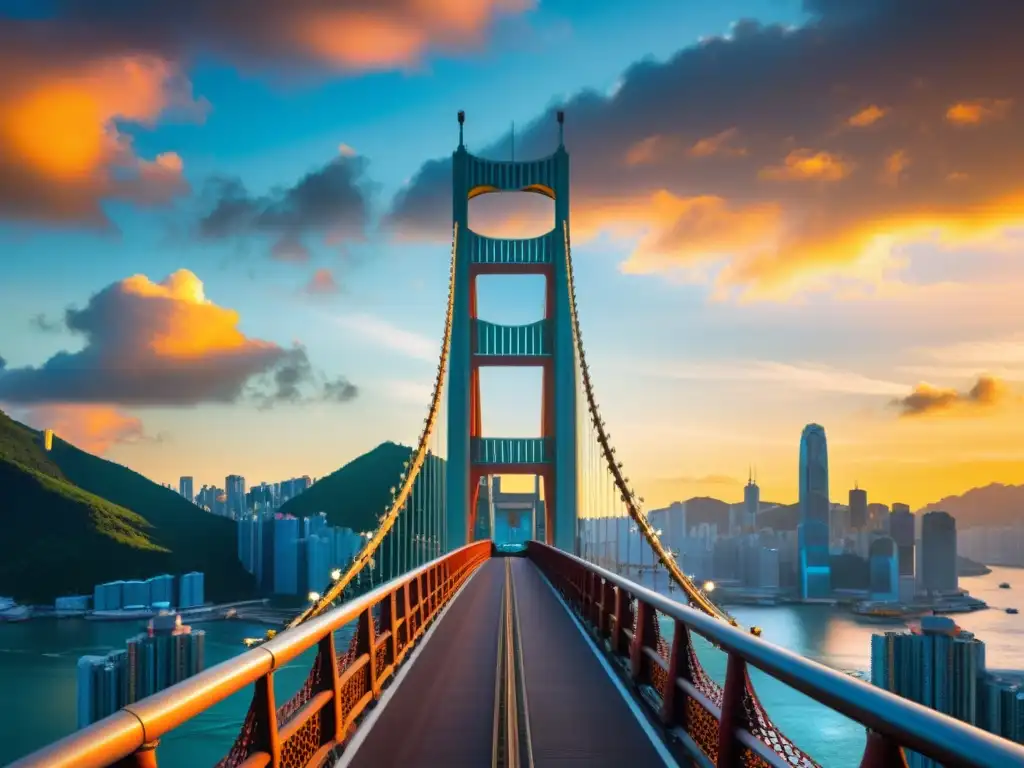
[278,442,416,531]
[0,409,255,603]
[278,441,446,532]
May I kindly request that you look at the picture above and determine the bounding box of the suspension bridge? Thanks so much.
[13,113,1024,768]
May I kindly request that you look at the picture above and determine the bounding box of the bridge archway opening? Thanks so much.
[474,274,547,325]
[468,190,554,239]
[477,367,543,439]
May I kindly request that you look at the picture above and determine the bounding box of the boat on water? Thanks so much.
[852,601,923,619]
[0,597,31,622]
[1007,608,1019,615]
[1000,583,1011,589]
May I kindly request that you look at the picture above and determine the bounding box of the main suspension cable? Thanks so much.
[563,222,758,635]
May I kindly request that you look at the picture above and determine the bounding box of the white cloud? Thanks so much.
[382,379,432,404]
[336,314,437,362]
[918,335,1024,365]
[898,364,1024,382]
[646,360,908,397]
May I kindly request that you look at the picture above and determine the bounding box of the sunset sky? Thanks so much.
[2,0,1023,511]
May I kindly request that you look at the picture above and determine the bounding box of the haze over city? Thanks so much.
[3,0,1024,510]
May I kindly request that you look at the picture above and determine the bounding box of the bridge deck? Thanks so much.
[340,557,671,768]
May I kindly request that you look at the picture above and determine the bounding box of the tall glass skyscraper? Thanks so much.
[798,423,831,599]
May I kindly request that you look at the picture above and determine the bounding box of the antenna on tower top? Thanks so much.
[457,111,465,147]
[557,110,565,146]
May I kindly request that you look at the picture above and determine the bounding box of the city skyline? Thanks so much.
[3,2,1024,510]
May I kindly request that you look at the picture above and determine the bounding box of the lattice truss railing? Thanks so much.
[531,544,820,768]
[563,222,747,630]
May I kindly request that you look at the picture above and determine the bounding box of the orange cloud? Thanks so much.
[945,98,1012,126]
[0,53,198,225]
[390,5,1024,300]
[624,129,745,167]
[892,375,1010,417]
[1,0,532,226]
[881,150,910,186]
[624,135,669,167]
[848,105,887,128]
[600,192,782,277]
[20,405,150,455]
[0,269,352,406]
[759,149,853,182]
[255,0,534,70]
[688,128,746,158]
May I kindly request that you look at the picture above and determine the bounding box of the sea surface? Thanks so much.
[1,567,1021,767]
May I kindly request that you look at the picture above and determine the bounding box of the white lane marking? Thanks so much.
[532,564,680,768]
[334,563,487,768]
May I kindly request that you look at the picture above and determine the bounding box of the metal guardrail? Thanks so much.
[527,541,1024,768]
[11,542,492,768]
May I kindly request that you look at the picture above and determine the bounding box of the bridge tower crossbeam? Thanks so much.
[446,111,578,553]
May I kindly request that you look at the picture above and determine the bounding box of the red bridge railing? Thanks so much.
[527,541,1024,768]
[10,541,491,768]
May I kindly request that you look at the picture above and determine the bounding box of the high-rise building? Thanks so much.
[871,616,985,767]
[744,471,760,531]
[238,515,262,575]
[273,515,301,595]
[76,654,125,729]
[868,536,899,601]
[798,424,831,600]
[889,505,915,577]
[147,574,174,607]
[178,572,205,609]
[226,474,246,518]
[76,612,204,728]
[122,580,150,609]
[983,675,1024,744]
[178,476,194,503]
[849,486,867,530]
[647,502,686,558]
[921,511,958,594]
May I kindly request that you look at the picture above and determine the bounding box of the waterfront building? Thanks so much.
[178,572,204,609]
[871,616,985,767]
[304,512,329,538]
[122,580,150,609]
[92,581,125,611]
[76,612,205,728]
[273,515,301,595]
[921,511,958,595]
[76,652,127,729]
[147,574,174,606]
[868,536,899,601]
[798,424,831,600]
[238,515,263,575]
[983,675,1024,744]
[889,505,915,578]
